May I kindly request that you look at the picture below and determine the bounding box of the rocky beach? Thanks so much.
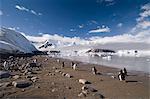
[0,55,149,99]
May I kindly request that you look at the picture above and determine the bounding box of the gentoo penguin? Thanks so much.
[123,68,127,76]
[91,67,97,75]
[73,63,77,70]
[61,62,65,68]
[71,62,74,68]
[118,70,125,81]
[3,61,9,70]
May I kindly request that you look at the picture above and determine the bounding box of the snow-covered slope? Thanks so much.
[0,27,37,54]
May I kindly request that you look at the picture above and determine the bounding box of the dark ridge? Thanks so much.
[0,51,48,59]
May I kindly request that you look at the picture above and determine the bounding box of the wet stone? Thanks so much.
[0,71,10,79]
[12,80,32,88]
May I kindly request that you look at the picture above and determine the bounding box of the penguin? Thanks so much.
[123,68,127,76]
[61,62,65,68]
[73,63,77,70]
[3,61,9,70]
[118,70,125,81]
[91,67,97,75]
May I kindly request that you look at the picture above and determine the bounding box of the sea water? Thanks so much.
[60,55,150,73]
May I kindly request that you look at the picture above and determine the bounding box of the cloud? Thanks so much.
[70,29,76,32]
[89,26,110,33]
[136,3,150,22]
[96,0,115,6]
[117,23,123,27]
[15,5,42,16]
[0,10,3,16]
[132,3,150,33]
[78,24,84,28]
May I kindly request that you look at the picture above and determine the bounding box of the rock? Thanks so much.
[29,63,37,67]
[92,93,105,99]
[79,79,90,84]
[30,77,38,82]
[51,82,55,85]
[35,86,40,89]
[26,75,33,78]
[78,92,86,97]
[62,73,66,76]
[52,66,57,70]
[48,73,55,76]
[0,71,10,79]
[12,80,32,88]
[66,86,71,89]
[52,88,57,92]
[55,70,61,73]
[111,76,116,79]
[21,89,25,92]
[13,75,20,79]
[82,90,89,95]
[0,93,4,98]
[65,73,72,78]
[82,85,97,92]
[0,82,11,88]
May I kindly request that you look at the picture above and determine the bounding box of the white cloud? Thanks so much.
[89,26,110,33]
[70,29,76,32]
[136,3,150,22]
[78,24,84,28]
[0,10,3,16]
[117,23,123,27]
[15,5,42,16]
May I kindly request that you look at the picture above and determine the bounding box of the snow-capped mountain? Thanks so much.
[0,27,37,54]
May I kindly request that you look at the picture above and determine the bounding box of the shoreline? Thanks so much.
[53,56,150,75]
[0,55,149,98]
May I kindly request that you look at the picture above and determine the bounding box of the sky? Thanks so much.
[0,0,150,44]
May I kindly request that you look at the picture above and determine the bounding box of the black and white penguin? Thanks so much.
[61,62,65,68]
[123,68,127,76]
[91,67,97,75]
[73,63,77,70]
[118,70,125,81]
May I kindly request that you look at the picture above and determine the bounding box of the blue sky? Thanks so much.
[0,0,150,38]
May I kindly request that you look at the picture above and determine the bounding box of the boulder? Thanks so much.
[82,85,97,92]
[12,80,32,88]
[65,73,72,78]
[79,79,90,84]
[0,71,10,79]
[12,75,20,79]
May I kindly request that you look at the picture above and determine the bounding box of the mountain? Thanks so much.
[0,27,37,54]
